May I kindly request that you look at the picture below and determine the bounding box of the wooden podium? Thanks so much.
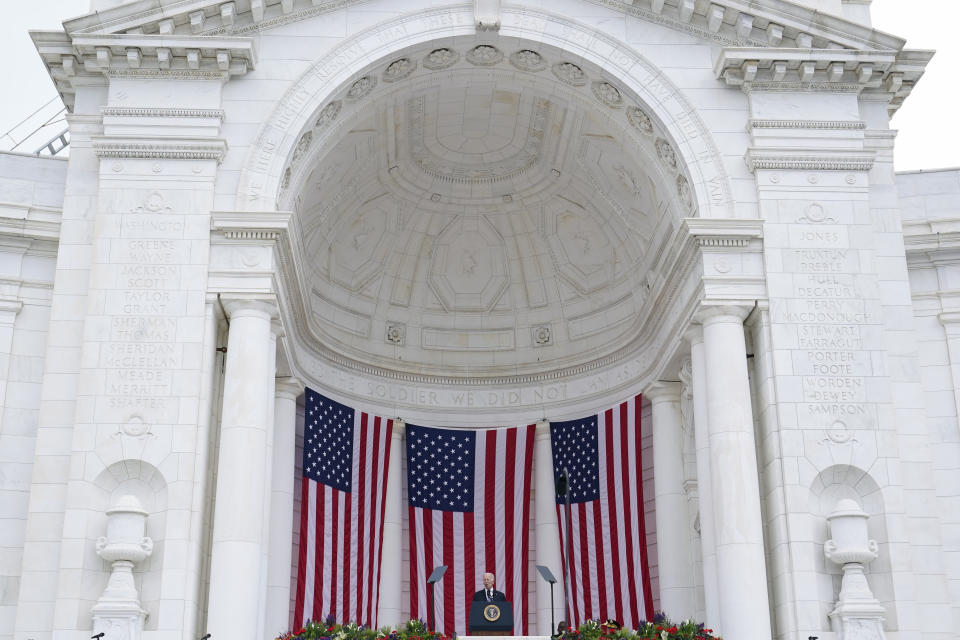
[468,601,514,636]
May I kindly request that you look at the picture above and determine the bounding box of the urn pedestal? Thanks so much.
[824,499,886,640]
[92,495,154,640]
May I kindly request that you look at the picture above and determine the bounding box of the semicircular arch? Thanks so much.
[236,4,733,219]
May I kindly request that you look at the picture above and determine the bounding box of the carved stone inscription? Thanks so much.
[785,241,873,428]
[95,186,203,425]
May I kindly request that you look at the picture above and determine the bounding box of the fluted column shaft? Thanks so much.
[534,420,564,635]
[378,419,405,627]
[685,326,721,632]
[647,382,696,619]
[207,299,279,639]
[266,378,303,634]
[701,307,771,640]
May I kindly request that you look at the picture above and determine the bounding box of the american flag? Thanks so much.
[551,394,654,628]
[407,424,535,636]
[293,389,394,628]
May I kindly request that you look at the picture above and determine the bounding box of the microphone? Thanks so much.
[91,634,105,640]
[556,470,568,497]
[201,635,212,640]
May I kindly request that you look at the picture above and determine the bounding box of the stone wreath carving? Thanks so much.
[626,106,654,135]
[291,131,312,166]
[346,75,376,101]
[655,138,679,172]
[552,61,587,86]
[423,47,459,70]
[592,81,623,107]
[466,45,503,66]
[314,101,341,130]
[510,49,546,72]
[383,57,416,82]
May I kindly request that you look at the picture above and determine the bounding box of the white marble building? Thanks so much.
[0,0,957,638]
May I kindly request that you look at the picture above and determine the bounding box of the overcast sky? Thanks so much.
[0,0,956,171]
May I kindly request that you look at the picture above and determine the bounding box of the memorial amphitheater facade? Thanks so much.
[0,0,958,638]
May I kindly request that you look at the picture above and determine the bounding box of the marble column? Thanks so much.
[700,306,771,640]
[534,420,564,635]
[206,298,279,639]
[266,377,303,635]
[378,419,405,627]
[647,382,696,620]
[684,325,721,632]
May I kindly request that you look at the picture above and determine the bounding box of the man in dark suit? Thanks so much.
[472,572,506,602]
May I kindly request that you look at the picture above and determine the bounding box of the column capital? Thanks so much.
[274,377,302,400]
[645,381,683,403]
[535,420,551,441]
[695,303,752,325]
[220,295,279,321]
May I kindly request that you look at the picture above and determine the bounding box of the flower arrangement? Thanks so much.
[563,615,719,640]
[276,616,446,640]
[275,614,718,640]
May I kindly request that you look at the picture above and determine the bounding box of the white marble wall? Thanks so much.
[0,152,65,640]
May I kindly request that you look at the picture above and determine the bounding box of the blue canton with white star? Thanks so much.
[303,389,354,492]
[406,424,476,512]
[550,416,600,504]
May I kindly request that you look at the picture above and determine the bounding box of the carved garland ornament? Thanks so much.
[626,106,654,135]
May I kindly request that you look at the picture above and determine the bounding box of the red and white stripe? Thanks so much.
[293,414,394,628]
[408,425,535,636]
[556,395,654,628]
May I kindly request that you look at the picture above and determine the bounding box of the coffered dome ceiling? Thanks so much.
[281,39,696,380]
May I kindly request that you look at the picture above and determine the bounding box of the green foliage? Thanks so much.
[276,617,446,640]
[561,616,720,640]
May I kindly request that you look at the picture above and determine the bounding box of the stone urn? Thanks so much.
[824,498,886,640]
[92,495,154,640]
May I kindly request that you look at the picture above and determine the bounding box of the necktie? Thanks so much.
[487,590,492,601]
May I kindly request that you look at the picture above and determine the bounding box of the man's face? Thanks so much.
[483,574,495,590]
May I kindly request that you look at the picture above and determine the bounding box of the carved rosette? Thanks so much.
[383,57,416,82]
[466,45,504,66]
[552,61,587,86]
[423,47,459,70]
[592,81,624,108]
[314,101,342,130]
[626,106,654,135]
[510,49,546,72]
[291,131,313,166]
[655,138,679,172]
[346,75,377,101]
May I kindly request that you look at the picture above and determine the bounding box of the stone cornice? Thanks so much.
[92,136,229,162]
[62,0,905,55]
[744,148,875,172]
[32,31,256,110]
[716,46,932,115]
[0,202,62,242]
